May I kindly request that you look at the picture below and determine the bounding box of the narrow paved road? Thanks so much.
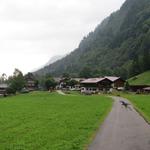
[88,96,150,150]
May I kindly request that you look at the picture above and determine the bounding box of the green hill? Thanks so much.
[128,71,150,85]
[35,0,150,78]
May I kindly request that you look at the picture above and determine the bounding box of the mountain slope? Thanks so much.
[128,70,150,85]
[35,0,150,78]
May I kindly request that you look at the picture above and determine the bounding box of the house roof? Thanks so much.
[0,83,8,88]
[81,76,123,84]
[105,76,121,82]
[143,87,150,90]
[81,78,106,84]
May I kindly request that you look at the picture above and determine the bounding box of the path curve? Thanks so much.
[56,90,66,95]
[88,96,150,150]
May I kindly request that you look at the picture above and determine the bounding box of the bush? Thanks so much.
[6,87,16,95]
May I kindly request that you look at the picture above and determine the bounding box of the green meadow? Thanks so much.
[124,94,150,122]
[128,71,150,86]
[0,92,112,150]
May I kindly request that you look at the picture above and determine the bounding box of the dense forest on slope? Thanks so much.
[35,0,150,79]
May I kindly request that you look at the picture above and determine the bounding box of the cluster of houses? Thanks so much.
[55,76,125,93]
[0,73,38,96]
[0,74,150,96]
[55,76,150,94]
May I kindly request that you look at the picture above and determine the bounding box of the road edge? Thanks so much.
[84,96,114,150]
[120,95,150,125]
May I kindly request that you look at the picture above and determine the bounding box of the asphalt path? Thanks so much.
[88,96,150,150]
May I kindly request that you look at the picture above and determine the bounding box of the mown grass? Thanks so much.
[128,70,150,85]
[124,94,150,122]
[0,92,112,150]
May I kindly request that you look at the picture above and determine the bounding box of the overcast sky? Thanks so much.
[0,0,125,76]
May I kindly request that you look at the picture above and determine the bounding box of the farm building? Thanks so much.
[0,83,8,96]
[105,76,125,89]
[24,73,38,91]
[129,85,149,93]
[70,78,85,90]
[55,77,84,90]
[80,76,125,93]
[26,80,37,91]
[80,78,112,93]
[143,87,150,93]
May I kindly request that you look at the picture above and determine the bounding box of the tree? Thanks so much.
[25,72,35,80]
[45,78,57,90]
[129,56,141,77]
[0,73,7,83]
[8,69,25,93]
[62,73,70,80]
[66,79,78,87]
[79,67,93,78]
[124,81,130,91]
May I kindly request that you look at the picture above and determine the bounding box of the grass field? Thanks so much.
[0,92,112,150]
[124,94,150,122]
[128,70,150,85]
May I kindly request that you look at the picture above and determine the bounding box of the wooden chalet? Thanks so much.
[143,87,150,93]
[105,76,125,89]
[24,73,37,91]
[81,78,112,93]
[26,80,37,91]
[129,85,150,93]
[55,77,84,90]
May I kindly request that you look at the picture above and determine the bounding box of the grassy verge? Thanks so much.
[0,92,112,150]
[123,94,150,123]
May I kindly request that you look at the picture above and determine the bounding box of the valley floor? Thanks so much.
[0,92,112,150]
[0,91,150,150]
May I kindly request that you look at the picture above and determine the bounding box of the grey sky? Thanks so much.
[0,0,125,75]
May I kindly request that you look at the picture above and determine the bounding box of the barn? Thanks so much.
[80,78,112,93]
[105,76,125,89]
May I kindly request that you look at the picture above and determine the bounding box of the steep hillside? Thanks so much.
[128,70,150,85]
[35,0,150,78]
